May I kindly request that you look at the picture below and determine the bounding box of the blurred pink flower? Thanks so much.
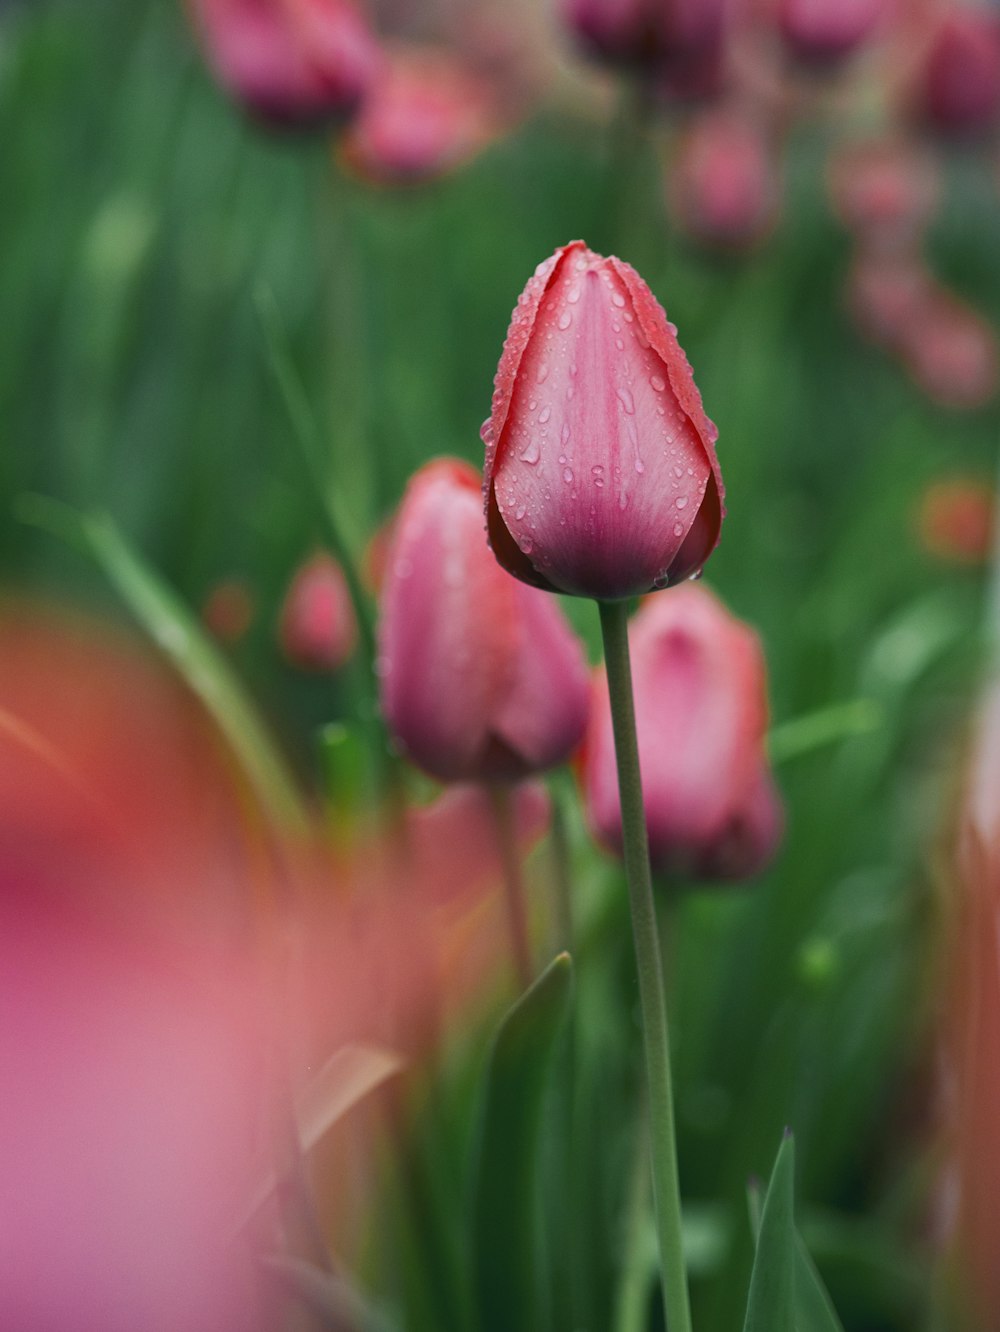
[377,458,590,783]
[187,0,381,126]
[559,0,730,72]
[916,476,995,566]
[668,107,779,248]
[279,550,357,672]
[901,290,1000,410]
[339,46,499,184]
[580,584,782,881]
[916,7,1000,136]
[827,136,938,248]
[482,240,724,601]
[845,247,933,349]
[777,0,889,65]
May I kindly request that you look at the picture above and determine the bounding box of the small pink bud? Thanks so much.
[481,240,724,601]
[186,0,380,128]
[916,477,996,566]
[580,585,782,882]
[777,0,887,65]
[377,459,590,784]
[668,109,779,249]
[827,137,938,247]
[845,248,932,350]
[279,552,357,671]
[901,291,1000,411]
[917,9,1000,137]
[339,47,498,185]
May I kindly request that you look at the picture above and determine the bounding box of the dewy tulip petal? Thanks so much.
[483,241,723,601]
[378,459,589,784]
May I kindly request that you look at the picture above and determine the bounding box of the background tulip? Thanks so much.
[280,550,358,671]
[777,0,887,66]
[916,477,996,566]
[668,108,779,249]
[339,46,498,185]
[581,585,782,881]
[917,9,1000,137]
[377,458,589,784]
[187,0,380,126]
[482,240,724,601]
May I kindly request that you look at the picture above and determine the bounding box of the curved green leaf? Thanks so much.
[472,952,574,1332]
[743,1133,797,1332]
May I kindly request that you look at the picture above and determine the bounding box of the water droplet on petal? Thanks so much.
[635,459,645,474]
[537,363,550,384]
[567,284,582,304]
[689,567,704,582]
[615,338,624,351]
[673,523,684,537]
[561,422,571,446]
[675,496,688,510]
[616,387,635,415]
[522,536,534,554]
[650,374,666,392]
[520,439,540,465]
[612,292,626,309]
[558,310,573,331]
[529,399,537,411]
[515,505,526,520]
[539,405,551,424]
[563,467,574,483]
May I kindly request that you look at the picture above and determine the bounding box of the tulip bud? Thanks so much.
[186,0,380,128]
[777,0,887,66]
[560,0,728,72]
[900,291,1000,411]
[580,585,782,881]
[917,9,1000,137]
[279,551,357,671]
[827,137,938,248]
[844,248,931,350]
[377,459,590,784]
[481,240,724,601]
[339,47,498,185]
[916,477,995,566]
[668,109,779,249]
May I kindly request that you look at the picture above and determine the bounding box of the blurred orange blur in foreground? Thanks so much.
[0,603,548,1330]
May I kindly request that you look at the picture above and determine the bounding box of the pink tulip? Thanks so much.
[186,0,380,127]
[827,137,938,248]
[844,247,932,350]
[339,46,498,185]
[668,109,779,249]
[481,240,724,601]
[279,551,357,671]
[777,0,887,65]
[901,291,1000,411]
[580,585,782,881]
[560,0,728,70]
[377,458,590,784]
[917,9,1000,136]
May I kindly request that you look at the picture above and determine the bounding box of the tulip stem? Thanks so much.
[488,785,534,991]
[597,599,692,1332]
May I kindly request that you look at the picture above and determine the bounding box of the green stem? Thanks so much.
[488,784,534,990]
[597,599,691,1332]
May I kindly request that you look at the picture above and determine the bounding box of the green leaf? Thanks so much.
[21,498,309,833]
[768,699,882,766]
[744,1135,845,1332]
[472,952,574,1332]
[743,1133,797,1332]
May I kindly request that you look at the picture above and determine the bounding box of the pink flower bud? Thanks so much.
[377,459,590,784]
[845,248,932,350]
[186,0,380,128]
[900,291,1000,411]
[560,0,728,71]
[279,551,357,671]
[482,240,724,601]
[339,47,498,185]
[827,137,938,247]
[917,9,1000,136]
[777,0,887,65]
[580,585,782,881]
[668,109,779,249]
